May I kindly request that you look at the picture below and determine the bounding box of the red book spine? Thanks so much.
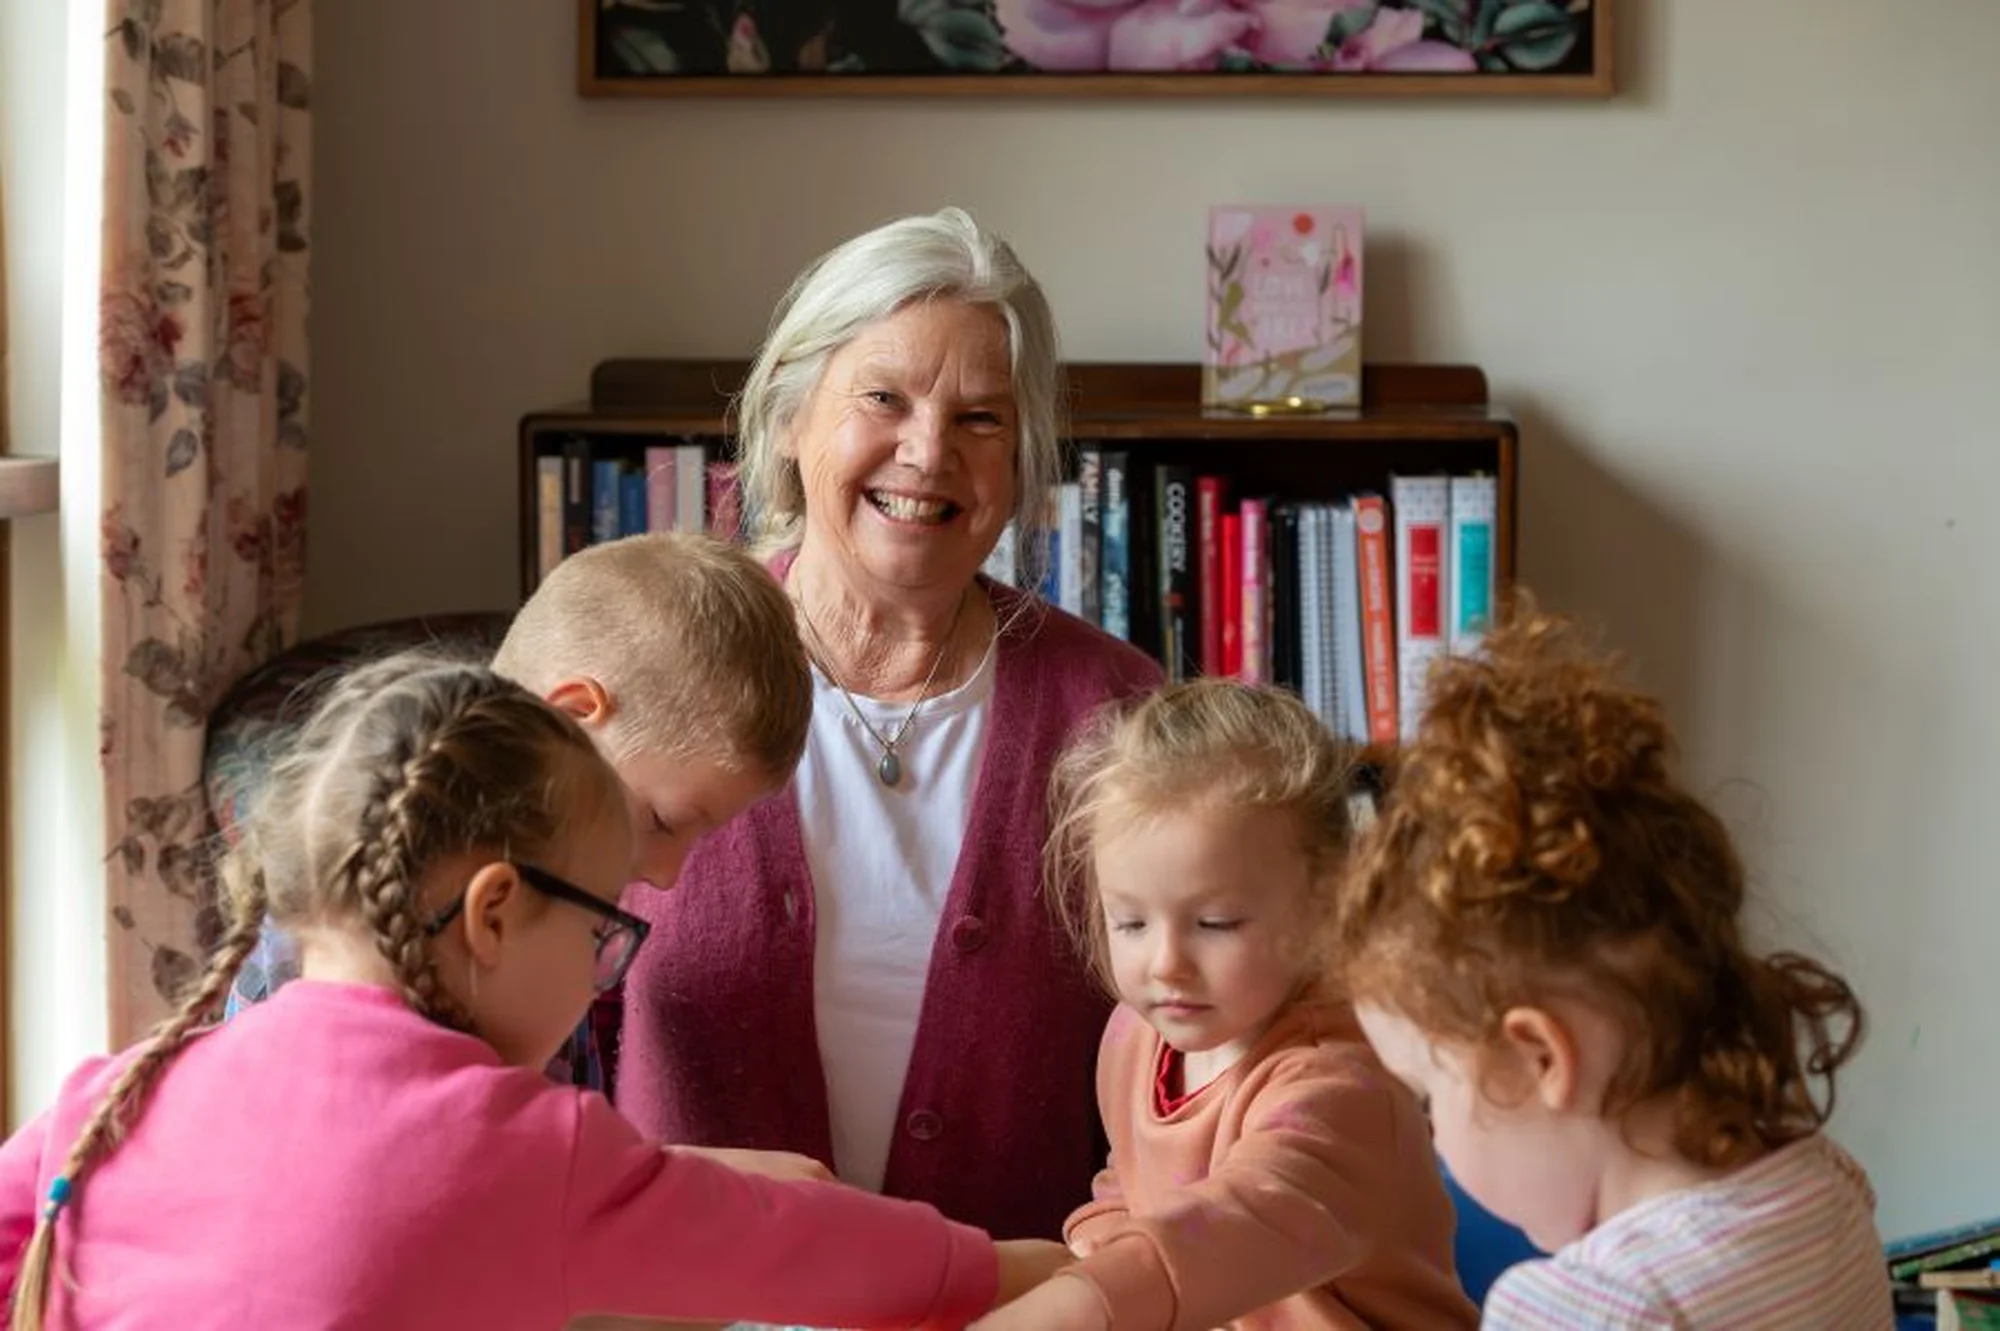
[1196,477,1224,676]
[1220,511,1242,677]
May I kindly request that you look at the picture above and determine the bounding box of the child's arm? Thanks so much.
[675,1145,836,1184]
[562,1091,1001,1327]
[0,1108,51,1295]
[1066,1004,1143,1257]
[970,1270,1109,1331]
[565,1246,1076,1331]
[1022,1051,1415,1329]
[1062,1155,1129,1257]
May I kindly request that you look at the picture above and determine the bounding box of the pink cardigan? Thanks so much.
[0,982,998,1328]
[614,582,1162,1239]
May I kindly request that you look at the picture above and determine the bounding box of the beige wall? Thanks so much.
[3,0,108,1126]
[317,0,2000,1234]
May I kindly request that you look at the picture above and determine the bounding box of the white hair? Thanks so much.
[733,206,1062,590]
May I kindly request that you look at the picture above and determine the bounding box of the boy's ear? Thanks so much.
[1498,1006,1583,1113]
[544,676,615,729]
[458,861,525,967]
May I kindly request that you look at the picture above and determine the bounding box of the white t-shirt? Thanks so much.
[794,634,997,1192]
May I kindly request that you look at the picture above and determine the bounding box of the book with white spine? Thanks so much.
[1449,473,1499,653]
[1330,503,1369,744]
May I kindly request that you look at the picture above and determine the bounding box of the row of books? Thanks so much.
[1887,1215,2000,1329]
[531,436,741,579]
[527,436,1497,750]
[987,450,1497,744]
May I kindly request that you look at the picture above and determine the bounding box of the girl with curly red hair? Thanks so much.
[1337,608,1893,1328]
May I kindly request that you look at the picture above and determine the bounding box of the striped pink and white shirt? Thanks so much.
[1483,1135,1892,1329]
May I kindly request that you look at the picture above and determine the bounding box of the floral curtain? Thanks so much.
[99,0,310,1043]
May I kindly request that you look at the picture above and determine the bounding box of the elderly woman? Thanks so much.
[613,208,1161,1240]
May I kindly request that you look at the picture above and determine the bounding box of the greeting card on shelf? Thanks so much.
[1203,205,1364,412]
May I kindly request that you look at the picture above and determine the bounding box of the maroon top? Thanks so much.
[611,581,1161,1239]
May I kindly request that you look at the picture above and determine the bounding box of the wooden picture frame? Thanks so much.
[579,0,1611,98]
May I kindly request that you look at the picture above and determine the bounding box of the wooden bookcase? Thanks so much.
[518,358,1517,597]
[518,360,1517,768]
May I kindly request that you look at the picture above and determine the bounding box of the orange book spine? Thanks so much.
[1354,494,1399,744]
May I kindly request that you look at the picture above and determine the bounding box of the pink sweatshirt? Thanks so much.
[0,982,997,1329]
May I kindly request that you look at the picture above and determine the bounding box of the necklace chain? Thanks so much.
[795,590,967,787]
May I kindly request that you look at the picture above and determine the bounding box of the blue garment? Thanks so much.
[1442,1166,1539,1307]
[223,923,301,1019]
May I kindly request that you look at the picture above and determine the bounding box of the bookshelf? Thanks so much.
[518,359,1519,752]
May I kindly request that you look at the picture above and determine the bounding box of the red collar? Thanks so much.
[1153,1039,1200,1116]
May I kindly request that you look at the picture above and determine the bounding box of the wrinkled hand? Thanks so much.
[677,1145,836,1184]
[972,1271,1108,1331]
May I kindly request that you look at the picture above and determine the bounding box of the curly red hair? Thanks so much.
[1334,605,1863,1169]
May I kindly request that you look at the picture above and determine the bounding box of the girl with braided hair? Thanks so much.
[0,653,1068,1330]
[1334,608,1893,1329]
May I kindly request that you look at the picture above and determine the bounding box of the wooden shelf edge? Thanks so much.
[0,458,58,521]
[519,411,1515,443]
[587,360,1493,417]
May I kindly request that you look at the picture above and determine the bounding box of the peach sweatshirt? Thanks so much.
[1063,1000,1478,1330]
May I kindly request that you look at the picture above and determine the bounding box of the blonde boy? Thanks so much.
[495,531,811,895]
[495,531,811,1101]
[228,532,812,1095]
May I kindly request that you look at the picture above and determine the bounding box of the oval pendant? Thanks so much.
[876,751,903,787]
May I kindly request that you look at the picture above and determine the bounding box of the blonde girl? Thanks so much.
[976,679,1474,1330]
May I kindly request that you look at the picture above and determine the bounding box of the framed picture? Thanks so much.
[579,0,1612,98]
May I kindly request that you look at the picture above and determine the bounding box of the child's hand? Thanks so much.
[972,1271,1108,1331]
[992,1238,1075,1305]
[675,1145,836,1184]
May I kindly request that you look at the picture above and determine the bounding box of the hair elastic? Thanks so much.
[41,1174,72,1222]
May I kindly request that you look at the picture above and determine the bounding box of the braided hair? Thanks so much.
[10,652,619,1331]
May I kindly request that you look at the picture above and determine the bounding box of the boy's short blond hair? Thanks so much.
[493,532,810,777]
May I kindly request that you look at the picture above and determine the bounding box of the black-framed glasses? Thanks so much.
[425,863,651,994]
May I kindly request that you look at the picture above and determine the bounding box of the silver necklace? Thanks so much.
[795,592,967,788]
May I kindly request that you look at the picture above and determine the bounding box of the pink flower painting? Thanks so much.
[1324,6,1474,71]
[988,0,1544,74]
[589,0,1595,83]
[995,0,1367,71]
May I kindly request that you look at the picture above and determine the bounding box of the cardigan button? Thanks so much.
[950,915,988,953]
[905,1109,944,1142]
